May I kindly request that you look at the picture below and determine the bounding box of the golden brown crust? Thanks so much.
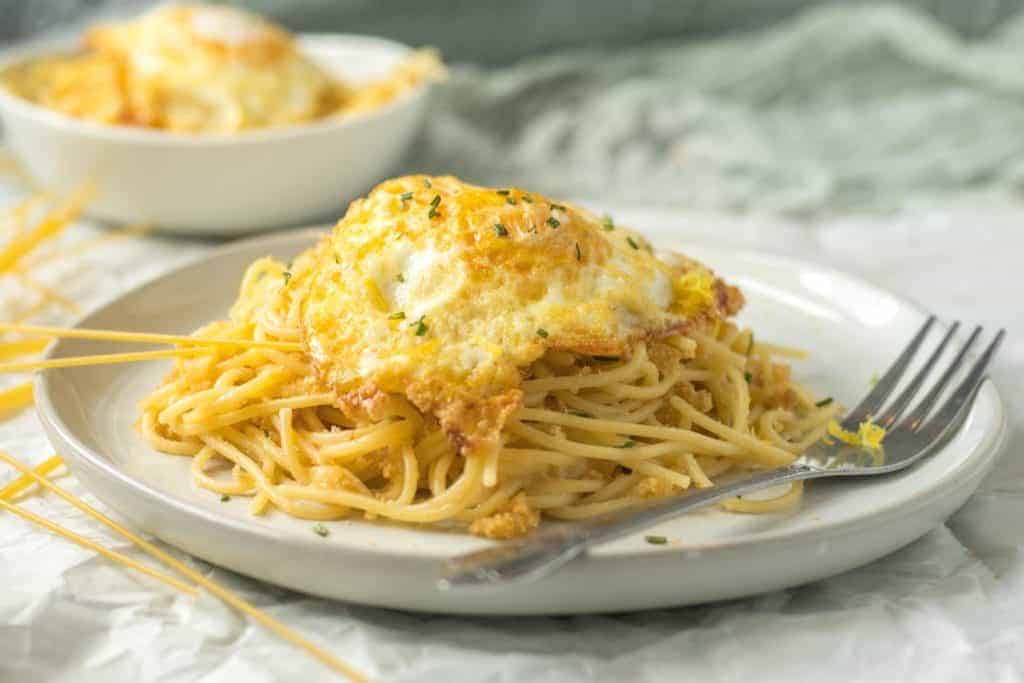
[469,493,540,539]
[716,278,745,317]
[422,387,524,456]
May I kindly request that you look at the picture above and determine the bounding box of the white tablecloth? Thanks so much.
[0,188,1021,682]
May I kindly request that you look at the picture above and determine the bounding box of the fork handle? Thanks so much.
[440,463,815,588]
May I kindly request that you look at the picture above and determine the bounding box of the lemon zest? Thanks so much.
[827,419,887,450]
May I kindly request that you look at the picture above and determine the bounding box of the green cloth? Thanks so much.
[407,4,1024,215]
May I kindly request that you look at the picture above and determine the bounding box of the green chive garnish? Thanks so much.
[396,273,405,283]
[747,334,755,356]
[494,223,509,237]
[536,328,549,338]
[815,397,834,407]
[645,535,668,545]
[496,189,510,195]
[568,410,590,418]
[423,178,432,188]
[506,197,517,205]
[551,203,566,211]
[521,194,533,203]
[593,355,619,362]
[574,242,582,262]
[312,523,329,537]
[400,191,413,201]
[619,440,636,448]
[430,195,441,207]
[428,207,440,219]
[413,316,428,336]
[282,271,292,284]
[744,372,753,383]
[602,215,615,231]
[547,217,560,229]
[220,495,230,502]
[626,237,639,250]
[388,311,406,320]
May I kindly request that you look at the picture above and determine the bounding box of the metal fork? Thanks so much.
[440,317,1005,589]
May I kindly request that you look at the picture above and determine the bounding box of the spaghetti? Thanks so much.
[140,178,841,538]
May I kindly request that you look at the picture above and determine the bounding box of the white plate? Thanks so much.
[0,35,429,234]
[36,230,1007,615]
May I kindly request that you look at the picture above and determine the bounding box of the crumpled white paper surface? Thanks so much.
[2,2,1024,679]
[0,194,1020,683]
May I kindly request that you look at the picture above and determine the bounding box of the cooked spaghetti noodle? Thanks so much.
[140,176,840,538]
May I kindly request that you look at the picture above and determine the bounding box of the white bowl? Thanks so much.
[0,34,430,235]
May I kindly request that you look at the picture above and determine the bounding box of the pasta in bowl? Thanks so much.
[2,4,441,134]
[0,5,443,233]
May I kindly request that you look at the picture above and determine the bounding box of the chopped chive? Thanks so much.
[428,207,440,219]
[593,355,619,362]
[574,242,582,262]
[626,236,639,250]
[568,409,590,418]
[396,273,405,283]
[645,535,668,545]
[494,223,509,237]
[521,194,533,203]
[496,189,510,195]
[747,333,755,356]
[744,371,753,383]
[547,216,560,229]
[423,178,432,188]
[399,191,413,201]
[550,203,566,211]
[334,256,341,265]
[220,494,230,502]
[602,215,615,231]
[388,311,406,320]
[412,316,428,336]
[506,197,517,205]
[619,440,636,448]
[429,194,441,208]
[536,328,549,338]
[282,271,292,284]
[312,523,329,537]
[815,397,834,407]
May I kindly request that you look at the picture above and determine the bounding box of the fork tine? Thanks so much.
[841,314,935,429]
[898,326,981,431]
[907,329,1005,440]
[876,322,960,428]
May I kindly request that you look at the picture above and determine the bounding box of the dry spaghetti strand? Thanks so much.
[0,348,213,373]
[0,382,33,415]
[0,185,92,275]
[0,323,303,352]
[0,451,369,683]
[0,454,61,501]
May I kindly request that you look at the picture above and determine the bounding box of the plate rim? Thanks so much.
[35,228,1009,565]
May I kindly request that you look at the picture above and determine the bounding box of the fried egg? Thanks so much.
[3,4,337,133]
[82,4,337,132]
[285,175,743,454]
